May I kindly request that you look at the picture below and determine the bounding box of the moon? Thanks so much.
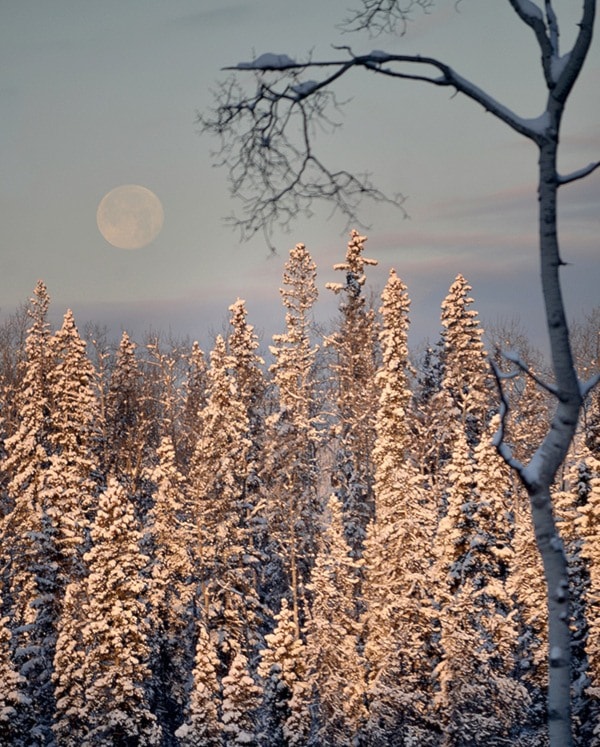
[96,184,164,249]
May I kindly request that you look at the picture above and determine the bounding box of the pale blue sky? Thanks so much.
[1,1,598,353]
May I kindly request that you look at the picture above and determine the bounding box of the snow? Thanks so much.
[561,162,600,187]
[369,50,391,61]
[237,53,297,70]
[291,80,319,97]
[550,52,571,82]
[511,0,544,21]
[581,371,600,397]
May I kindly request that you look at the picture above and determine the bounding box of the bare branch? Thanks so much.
[489,357,527,479]
[544,1,560,54]
[199,64,408,242]
[580,371,600,399]
[502,349,560,397]
[202,44,551,238]
[558,159,600,185]
[341,0,435,36]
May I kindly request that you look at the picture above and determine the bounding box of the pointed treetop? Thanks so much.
[326,229,378,296]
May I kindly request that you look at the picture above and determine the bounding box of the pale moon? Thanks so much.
[96,184,164,249]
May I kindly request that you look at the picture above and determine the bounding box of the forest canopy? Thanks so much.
[1,231,599,746]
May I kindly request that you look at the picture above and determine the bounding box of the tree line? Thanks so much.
[0,231,599,746]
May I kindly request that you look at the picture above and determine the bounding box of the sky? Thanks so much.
[2,0,599,357]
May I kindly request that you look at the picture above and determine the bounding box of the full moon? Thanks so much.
[96,184,164,249]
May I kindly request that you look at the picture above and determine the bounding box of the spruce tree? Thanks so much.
[227,299,267,586]
[53,478,161,746]
[434,424,531,744]
[175,621,222,747]
[264,242,322,626]
[325,229,379,556]
[189,335,260,659]
[258,597,311,746]
[361,270,437,743]
[221,649,261,746]
[0,282,58,743]
[146,435,195,741]
[104,331,146,482]
[305,495,367,745]
[0,591,28,746]
[45,308,98,568]
[427,275,491,481]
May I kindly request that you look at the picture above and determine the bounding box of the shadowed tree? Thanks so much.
[0,589,28,746]
[200,4,599,742]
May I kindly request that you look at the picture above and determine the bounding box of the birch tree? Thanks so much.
[200,3,599,742]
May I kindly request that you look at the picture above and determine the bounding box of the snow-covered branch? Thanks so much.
[558,159,600,185]
[580,371,600,398]
[489,357,527,478]
[507,0,556,85]
[206,41,558,236]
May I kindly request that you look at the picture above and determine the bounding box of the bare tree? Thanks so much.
[200,2,599,745]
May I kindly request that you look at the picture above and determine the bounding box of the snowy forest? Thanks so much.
[1,231,599,746]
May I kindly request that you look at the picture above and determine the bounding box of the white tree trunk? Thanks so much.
[526,135,584,746]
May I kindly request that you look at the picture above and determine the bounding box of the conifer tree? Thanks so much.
[361,270,437,743]
[227,299,267,569]
[53,478,161,746]
[325,229,379,555]
[434,425,531,744]
[45,309,98,566]
[12,308,100,744]
[572,451,600,744]
[221,649,261,746]
[427,275,491,482]
[227,298,266,440]
[180,341,208,466]
[264,242,322,626]
[258,597,311,746]
[0,591,28,746]
[104,331,146,482]
[0,282,59,743]
[305,495,367,744]
[190,335,260,658]
[146,435,195,740]
[175,621,222,747]
[1,282,54,614]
